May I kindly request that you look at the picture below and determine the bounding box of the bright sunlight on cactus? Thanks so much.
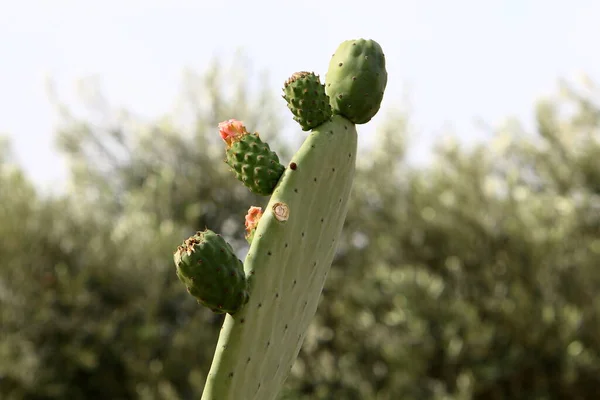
[173,38,387,400]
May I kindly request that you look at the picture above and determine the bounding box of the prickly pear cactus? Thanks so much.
[173,38,387,400]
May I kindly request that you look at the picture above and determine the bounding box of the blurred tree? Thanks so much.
[283,79,600,400]
[0,54,290,400]
[1,56,599,400]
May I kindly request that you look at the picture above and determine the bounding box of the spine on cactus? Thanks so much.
[173,38,387,400]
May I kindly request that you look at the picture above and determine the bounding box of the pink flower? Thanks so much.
[218,119,248,147]
[244,206,263,239]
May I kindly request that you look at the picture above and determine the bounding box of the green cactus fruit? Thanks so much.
[325,38,388,124]
[201,115,357,400]
[282,71,332,131]
[225,133,285,196]
[173,229,249,314]
[244,206,263,244]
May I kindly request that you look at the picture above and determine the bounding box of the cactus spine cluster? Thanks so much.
[173,38,387,400]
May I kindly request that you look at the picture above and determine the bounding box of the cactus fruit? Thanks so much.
[244,206,263,244]
[219,120,285,196]
[173,38,387,400]
[173,229,249,314]
[325,38,388,124]
[282,71,332,131]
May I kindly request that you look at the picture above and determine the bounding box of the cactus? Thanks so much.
[173,38,387,400]
[174,229,249,314]
[282,71,332,131]
[325,38,388,124]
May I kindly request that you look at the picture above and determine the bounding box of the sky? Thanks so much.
[1,0,599,194]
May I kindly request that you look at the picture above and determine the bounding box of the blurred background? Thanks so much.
[1,1,599,399]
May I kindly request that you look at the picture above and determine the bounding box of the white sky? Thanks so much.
[1,0,599,193]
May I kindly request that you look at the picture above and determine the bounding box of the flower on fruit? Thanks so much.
[218,119,248,147]
[244,206,263,242]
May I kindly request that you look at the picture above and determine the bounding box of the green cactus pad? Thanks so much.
[226,133,285,196]
[201,115,357,400]
[282,71,332,131]
[173,229,249,314]
[325,38,388,124]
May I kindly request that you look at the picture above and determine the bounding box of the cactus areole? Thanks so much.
[173,38,388,400]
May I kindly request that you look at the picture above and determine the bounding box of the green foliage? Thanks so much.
[284,82,600,399]
[0,144,217,399]
[0,54,284,400]
[1,52,599,400]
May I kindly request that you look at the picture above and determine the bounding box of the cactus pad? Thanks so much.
[174,229,249,314]
[325,38,388,124]
[201,115,357,400]
[282,71,332,131]
[225,133,285,196]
